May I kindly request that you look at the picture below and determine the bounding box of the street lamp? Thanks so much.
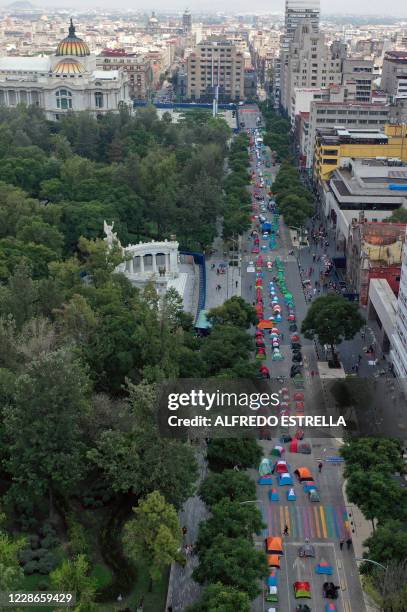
[355,558,387,571]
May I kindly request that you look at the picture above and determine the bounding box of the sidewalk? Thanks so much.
[205,222,241,309]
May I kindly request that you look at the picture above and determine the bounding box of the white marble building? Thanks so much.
[104,221,195,312]
[0,20,130,120]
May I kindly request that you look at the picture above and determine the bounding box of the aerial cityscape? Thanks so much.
[0,0,406,611]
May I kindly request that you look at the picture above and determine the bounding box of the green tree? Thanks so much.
[193,536,267,599]
[188,583,251,612]
[364,520,407,565]
[208,297,257,329]
[123,491,181,581]
[0,530,25,590]
[4,349,89,513]
[340,438,404,478]
[346,470,407,527]
[207,439,262,472]
[301,294,364,364]
[199,470,257,507]
[384,208,407,223]
[196,499,264,550]
[50,554,96,611]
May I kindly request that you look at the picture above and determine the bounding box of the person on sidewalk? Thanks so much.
[283,525,289,535]
[346,537,352,550]
[318,462,323,473]
[339,539,344,550]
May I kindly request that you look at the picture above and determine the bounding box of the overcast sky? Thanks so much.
[76,0,407,16]
[6,0,407,17]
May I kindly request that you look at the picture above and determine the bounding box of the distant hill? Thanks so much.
[6,1,36,9]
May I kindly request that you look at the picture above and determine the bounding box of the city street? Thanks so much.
[241,105,366,612]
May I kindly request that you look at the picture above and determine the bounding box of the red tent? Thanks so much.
[290,438,298,452]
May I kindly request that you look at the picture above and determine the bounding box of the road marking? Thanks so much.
[314,506,321,538]
[280,505,285,532]
[344,600,351,612]
[320,505,328,538]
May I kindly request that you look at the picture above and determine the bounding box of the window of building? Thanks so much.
[95,91,103,108]
[20,90,27,104]
[55,89,72,110]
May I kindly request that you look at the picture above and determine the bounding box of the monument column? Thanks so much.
[140,256,144,274]
[152,253,157,273]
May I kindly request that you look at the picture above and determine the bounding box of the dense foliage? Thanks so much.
[0,106,257,606]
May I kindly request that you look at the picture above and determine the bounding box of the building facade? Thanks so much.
[391,228,407,378]
[341,58,374,103]
[186,38,245,101]
[314,123,407,181]
[281,21,342,113]
[306,101,390,169]
[381,51,407,101]
[0,20,130,119]
[97,49,153,100]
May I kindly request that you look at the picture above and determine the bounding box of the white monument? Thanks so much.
[104,221,185,299]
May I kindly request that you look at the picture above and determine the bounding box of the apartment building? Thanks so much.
[186,38,245,101]
[280,21,342,112]
[381,50,407,101]
[283,0,320,51]
[97,49,153,100]
[305,101,390,169]
[341,58,374,102]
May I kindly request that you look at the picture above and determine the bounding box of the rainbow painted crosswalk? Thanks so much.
[262,504,349,540]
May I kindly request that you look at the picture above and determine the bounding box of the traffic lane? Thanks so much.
[285,542,344,612]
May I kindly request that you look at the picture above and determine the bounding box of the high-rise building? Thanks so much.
[182,9,192,34]
[186,38,245,102]
[284,0,320,49]
[277,0,320,108]
[381,51,407,101]
[280,20,342,112]
[391,228,407,378]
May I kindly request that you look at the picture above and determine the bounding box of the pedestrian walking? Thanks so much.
[283,525,289,535]
[339,539,344,551]
[358,354,362,364]
[346,537,352,550]
[312,253,316,262]
[182,526,188,536]
[318,462,323,473]
[235,280,238,288]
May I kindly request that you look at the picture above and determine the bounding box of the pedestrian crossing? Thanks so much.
[263,504,349,540]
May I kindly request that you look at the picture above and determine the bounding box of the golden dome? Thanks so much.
[56,19,90,57]
[54,59,85,75]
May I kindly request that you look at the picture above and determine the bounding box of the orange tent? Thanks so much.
[295,467,313,481]
[267,554,280,568]
[266,536,283,554]
[258,319,274,329]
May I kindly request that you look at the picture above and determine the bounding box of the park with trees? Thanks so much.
[0,104,260,609]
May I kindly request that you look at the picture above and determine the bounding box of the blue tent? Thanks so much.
[287,488,296,501]
[303,482,318,492]
[267,571,278,586]
[315,562,333,575]
[278,472,293,486]
[258,475,273,485]
[268,489,279,502]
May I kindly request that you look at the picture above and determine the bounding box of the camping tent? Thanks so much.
[268,488,279,502]
[259,457,273,475]
[266,537,283,554]
[290,438,298,453]
[287,488,296,501]
[278,472,293,486]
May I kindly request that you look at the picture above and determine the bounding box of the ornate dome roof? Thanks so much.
[54,59,85,75]
[56,19,90,57]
